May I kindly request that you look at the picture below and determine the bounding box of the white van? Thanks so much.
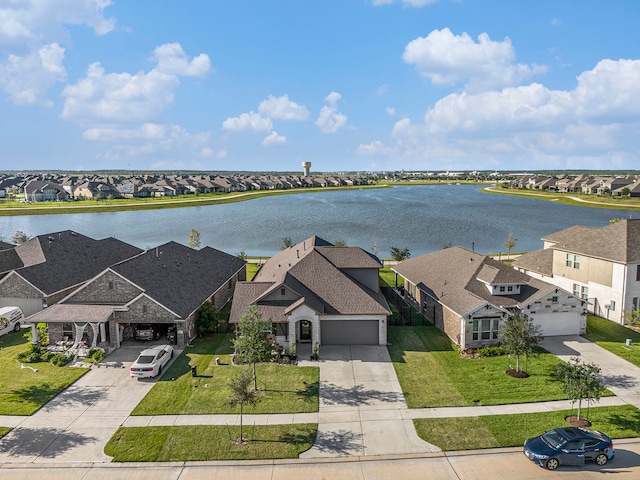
[0,306,24,337]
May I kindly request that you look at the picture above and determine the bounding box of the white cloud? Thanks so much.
[262,131,287,146]
[258,94,309,120]
[222,111,273,132]
[386,106,396,116]
[0,42,65,105]
[316,91,347,133]
[0,0,115,45]
[372,0,440,7]
[356,140,392,155]
[388,59,640,168]
[403,28,547,92]
[153,43,211,77]
[61,43,211,124]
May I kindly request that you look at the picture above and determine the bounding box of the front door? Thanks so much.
[300,320,311,342]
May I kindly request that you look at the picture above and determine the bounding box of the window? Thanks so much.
[552,296,558,303]
[634,297,639,310]
[143,304,148,313]
[62,323,73,338]
[609,301,616,311]
[566,253,580,269]
[108,281,113,290]
[507,286,513,292]
[472,317,500,341]
[280,288,286,296]
[573,284,580,296]
[637,265,640,281]
[581,286,589,300]
[499,286,505,292]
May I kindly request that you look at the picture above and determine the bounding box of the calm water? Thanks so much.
[0,185,635,257]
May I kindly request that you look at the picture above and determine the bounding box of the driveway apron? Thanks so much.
[0,346,165,463]
[299,345,440,458]
[541,335,640,408]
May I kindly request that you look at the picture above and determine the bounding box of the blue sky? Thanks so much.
[1,1,639,173]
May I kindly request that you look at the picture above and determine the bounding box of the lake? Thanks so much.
[0,185,635,258]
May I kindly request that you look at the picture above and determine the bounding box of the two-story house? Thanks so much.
[513,219,640,323]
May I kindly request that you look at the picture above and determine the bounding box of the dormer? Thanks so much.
[476,264,526,296]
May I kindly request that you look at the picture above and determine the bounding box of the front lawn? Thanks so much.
[105,424,317,461]
[0,331,88,415]
[388,325,588,407]
[414,404,640,451]
[583,314,640,367]
[131,333,319,415]
[0,427,10,439]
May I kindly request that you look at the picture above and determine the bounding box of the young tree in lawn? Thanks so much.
[556,357,606,421]
[504,231,518,256]
[188,227,201,249]
[390,246,410,262]
[498,311,543,375]
[232,304,272,390]
[227,368,261,444]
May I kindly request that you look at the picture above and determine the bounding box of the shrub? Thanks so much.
[50,352,73,367]
[85,348,105,364]
[476,345,507,357]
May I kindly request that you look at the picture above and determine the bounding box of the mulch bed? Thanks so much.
[506,369,530,378]
[565,415,592,427]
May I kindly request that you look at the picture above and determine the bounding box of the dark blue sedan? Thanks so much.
[523,427,614,470]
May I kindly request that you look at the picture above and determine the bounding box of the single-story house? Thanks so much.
[229,236,390,351]
[26,241,246,350]
[392,246,586,349]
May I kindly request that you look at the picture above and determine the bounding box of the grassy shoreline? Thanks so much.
[484,186,640,210]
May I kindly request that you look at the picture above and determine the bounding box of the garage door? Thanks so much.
[533,312,580,336]
[321,320,379,345]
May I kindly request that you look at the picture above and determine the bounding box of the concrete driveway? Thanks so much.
[0,345,178,463]
[542,335,640,408]
[300,345,439,458]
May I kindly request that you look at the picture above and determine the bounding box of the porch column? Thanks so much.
[30,323,38,344]
[99,322,106,344]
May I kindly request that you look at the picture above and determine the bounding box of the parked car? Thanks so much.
[523,427,614,470]
[129,345,174,379]
[134,323,160,341]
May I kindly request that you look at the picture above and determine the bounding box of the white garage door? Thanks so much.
[533,312,580,336]
[321,320,379,345]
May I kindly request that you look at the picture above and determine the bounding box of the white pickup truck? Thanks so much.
[0,306,24,337]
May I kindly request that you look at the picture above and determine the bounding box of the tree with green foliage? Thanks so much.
[624,307,640,327]
[196,300,221,335]
[504,231,518,256]
[498,311,543,374]
[232,304,272,390]
[227,368,261,444]
[390,246,410,262]
[11,230,29,245]
[556,357,606,421]
[282,236,293,249]
[235,249,247,260]
[334,239,347,247]
[188,227,201,249]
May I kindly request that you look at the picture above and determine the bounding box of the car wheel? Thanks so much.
[595,453,608,466]
[158,365,162,377]
[14,322,20,332]
[546,458,559,470]
[170,350,173,359]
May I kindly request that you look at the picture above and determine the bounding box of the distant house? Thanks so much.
[0,231,143,316]
[513,219,640,323]
[23,180,69,202]
[393,247,586,349]
[25,241,246,350]
[230,236,390,351]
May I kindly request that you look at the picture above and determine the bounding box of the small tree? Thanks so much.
[12,230,29,245]
[624,307,640,327]
[504,231,518,256]
[282,236,293,249]
[390,246,410,262]
[557,357,606,421]
[499,311,543,374]
[235,249,247,260]
[227,368,261,444]
[232,304,272,390]
[188,228,201,249]
[196,300,221,335]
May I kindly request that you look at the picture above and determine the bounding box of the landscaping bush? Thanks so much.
[50,352,74,367]
[16,343,45,363]
[476,345,507,357]
[84,348,105,364]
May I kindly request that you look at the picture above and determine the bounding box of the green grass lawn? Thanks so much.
[388,325,595,407]
[414,404,640,451]
[131,333,319,415]
[0,427,10,439]
[583,314,640,367]
[0,331,88,415]
[104,423,317,461]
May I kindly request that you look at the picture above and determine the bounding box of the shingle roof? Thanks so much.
[8,231,143,295]
[393,246,556,317]
[230,236,390,323]
[111,242,246,318]
[541,219,640,263]
[512,248,554,276]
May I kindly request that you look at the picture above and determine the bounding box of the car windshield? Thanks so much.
[541,431,567,449]
[136,355,155,364]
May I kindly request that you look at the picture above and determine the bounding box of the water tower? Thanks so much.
[302,161,311,176]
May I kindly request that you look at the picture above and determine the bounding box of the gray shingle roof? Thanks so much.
[111,242,246,318]
[512,248,554,276]
[393,246,556,317]
[541,219,640,263]
[9,231,143,295]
